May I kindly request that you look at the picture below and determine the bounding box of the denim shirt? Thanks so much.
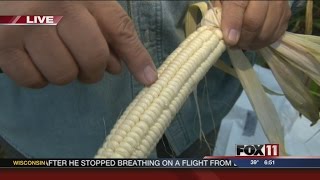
[0,1,298,158]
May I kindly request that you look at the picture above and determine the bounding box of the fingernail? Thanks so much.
[228,29,240,45]
[144,65,158,85]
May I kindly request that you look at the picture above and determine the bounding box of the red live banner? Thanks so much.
[0,16,62,25]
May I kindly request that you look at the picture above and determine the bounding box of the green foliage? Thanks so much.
[288,0,320,35]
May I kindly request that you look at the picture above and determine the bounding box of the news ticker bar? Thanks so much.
[0,158,320,168]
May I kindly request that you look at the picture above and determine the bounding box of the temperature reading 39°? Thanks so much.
[250,160,259,165]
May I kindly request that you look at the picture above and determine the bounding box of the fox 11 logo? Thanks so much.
[236,144,279,156]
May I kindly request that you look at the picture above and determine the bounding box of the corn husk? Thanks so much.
[296,34,320,44]
[201,7,320,124]
[270,40,320,82]
[280,33,320,86]
[199,6,320,156]
[305,0,314,35]
[228,48,287,156]
[214,60,284,96]
[260,47,319,125]
[261,30,320,124]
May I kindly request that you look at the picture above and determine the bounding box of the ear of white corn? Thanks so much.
[95,4,320,158]
[95,26,226,158]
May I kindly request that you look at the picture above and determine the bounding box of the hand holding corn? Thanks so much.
[214,0,292,50]
[96,3,320,158]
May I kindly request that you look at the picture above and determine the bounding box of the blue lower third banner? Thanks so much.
[205,157,320,168]
[240,158,320,168]
[0,158,320,168]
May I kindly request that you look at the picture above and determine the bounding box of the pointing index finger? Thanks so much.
[88,2,158,86]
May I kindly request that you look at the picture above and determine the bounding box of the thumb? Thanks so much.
[220,0,249,46]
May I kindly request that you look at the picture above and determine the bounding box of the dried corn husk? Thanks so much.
[228,48,287,156]
[262,31,320,123]
[260,47,319,124]
[279,33,320,86]
[305,0,314,35]
[200,6,320,155]
[199,7,288,155]
[270,40,320,81]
